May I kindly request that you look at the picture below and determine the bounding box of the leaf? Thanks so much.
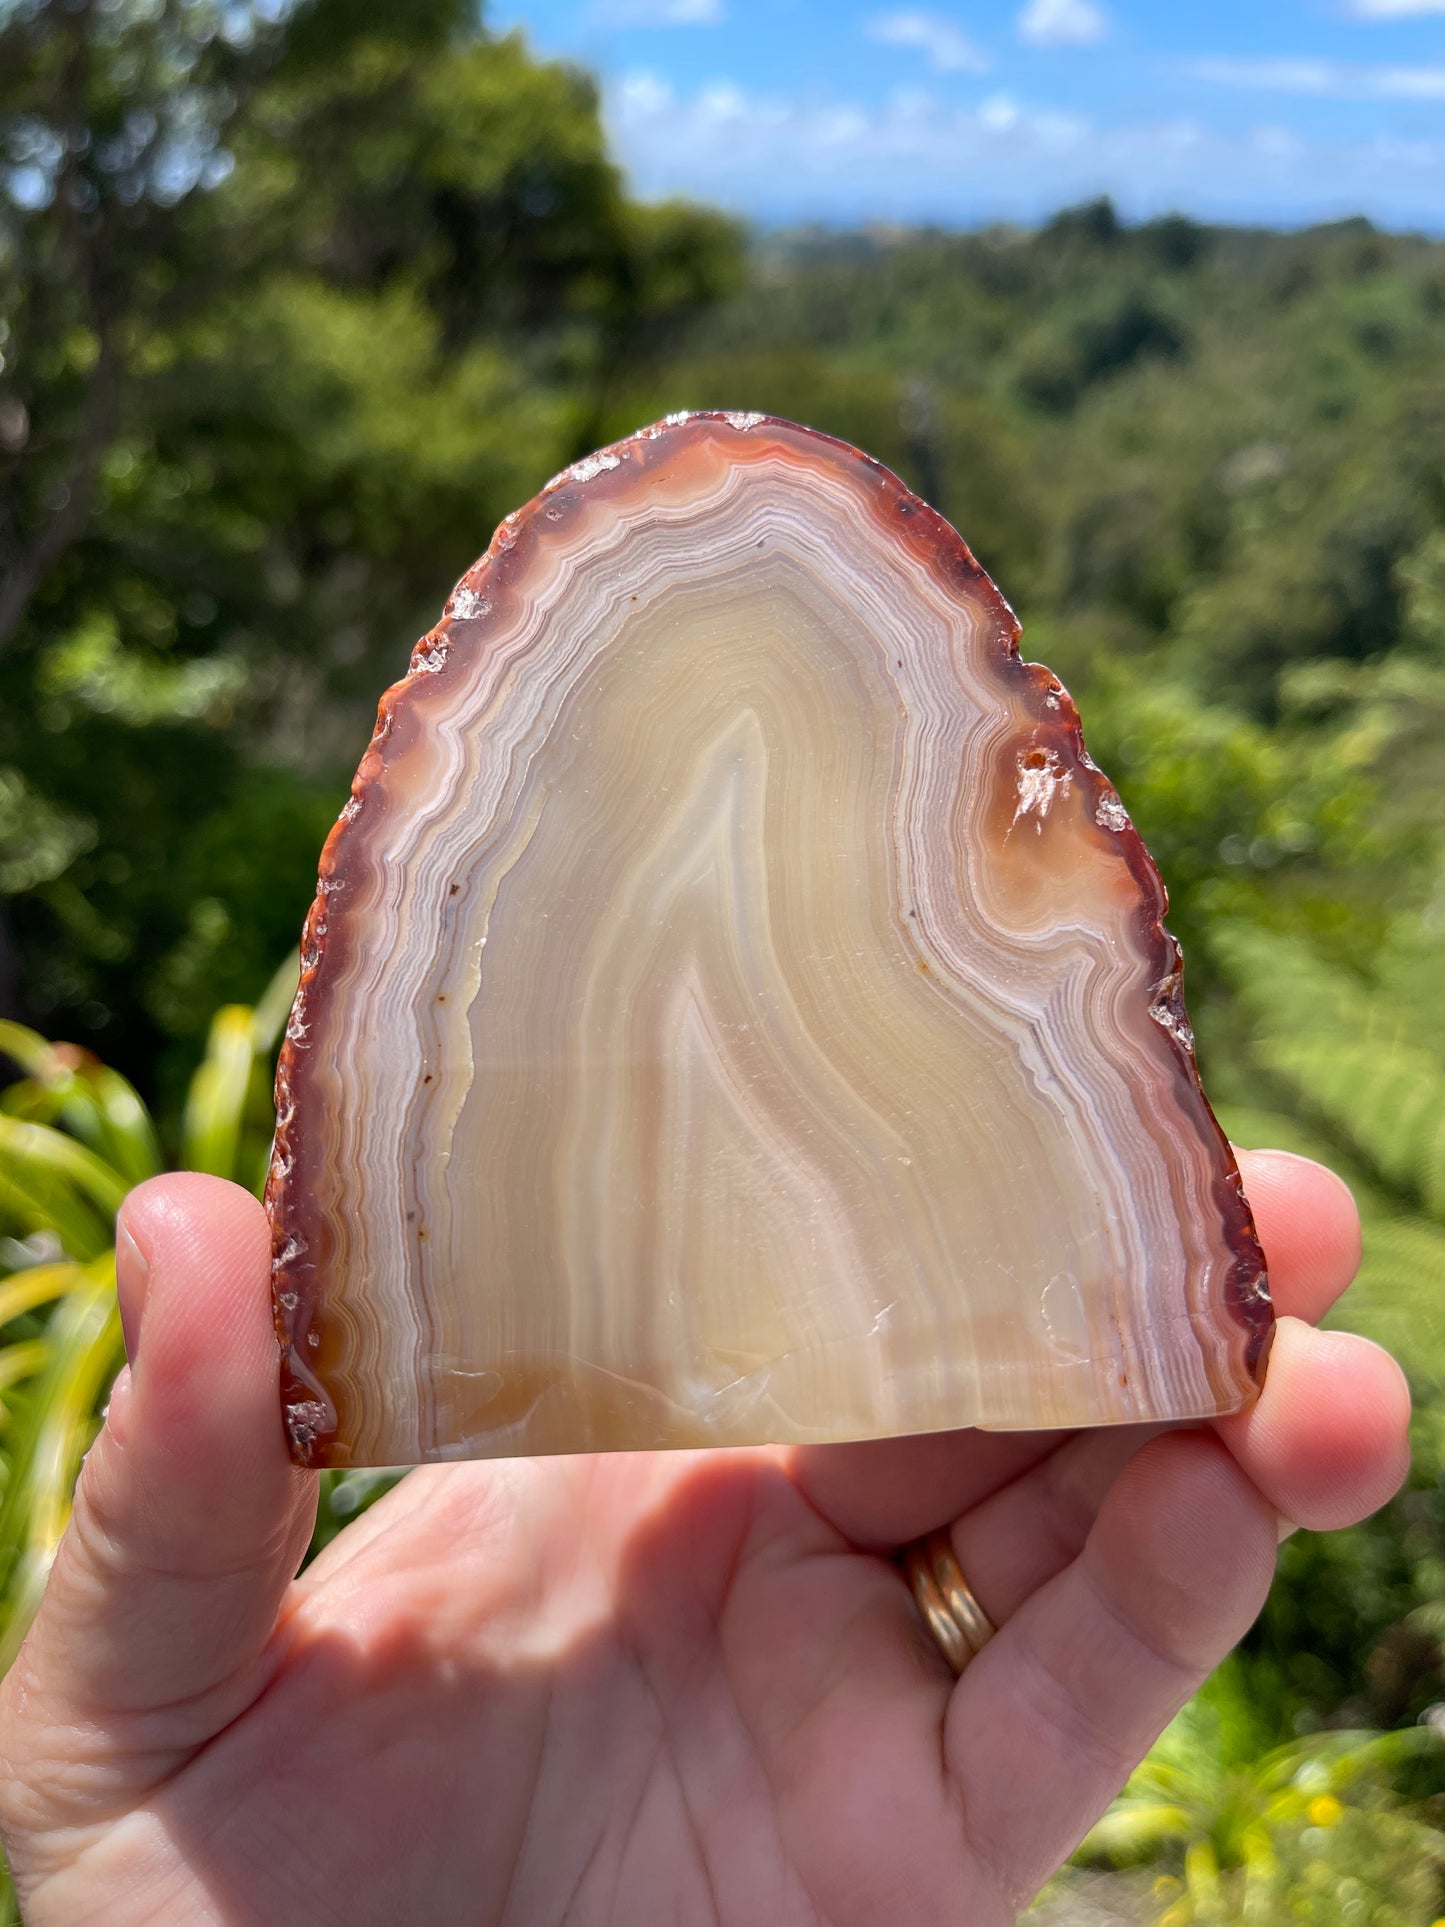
[0,1135,113,1262]
[0,1255,122,1673]
[1214,1099,1445,1392]
[181,1004,260,1182]
[0,1117,128,1279]
[0,1115,128,1218]
[1298,1726,1444,1787]
[0,1022,60,1081]
[1212,922,1445,1221]
[1079,1800,1194,1860]
[1183,1836,1222,1906]
[0,1021,159,1186]
[1342,1211,1445,1389]
[0,1340,50,1411]
[251,954,301,1057]
[0,1263,85,1330]
[65,1064,161,1190]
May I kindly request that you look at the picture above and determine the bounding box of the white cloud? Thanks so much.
[979,93,1020,131]
[1374,134,1441,164]
[1252,126,1304,159]
[1017,0,1108,48]
[590,0,723,25]
[1373,64,1445,95]
[696,81,751,122]
[605,68,1445,232]
[1190,58,1336,93]
[618,70,674,115]
[1351,0,1445,16]
[1190,55,1445,99]
[865,10,991,74]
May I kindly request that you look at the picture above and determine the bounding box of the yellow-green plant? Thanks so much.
[1074,1661,1445,1926]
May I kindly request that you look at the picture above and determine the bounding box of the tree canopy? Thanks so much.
[0,0,740,1079]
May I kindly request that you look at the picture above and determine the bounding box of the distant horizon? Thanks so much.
[732,201,1442,241]
[495,1,1445,238]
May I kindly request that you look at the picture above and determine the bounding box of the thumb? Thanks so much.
[3,1173,316,1797]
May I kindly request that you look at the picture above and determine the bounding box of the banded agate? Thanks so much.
[267,412,1270,1468]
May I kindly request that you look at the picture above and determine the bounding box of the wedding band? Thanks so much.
[902,1529,996,1676]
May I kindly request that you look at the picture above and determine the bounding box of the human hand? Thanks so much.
[0,1153,1409,1926]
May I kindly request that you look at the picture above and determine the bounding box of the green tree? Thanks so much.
[0,0,740,1082]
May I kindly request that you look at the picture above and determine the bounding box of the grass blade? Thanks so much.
[251,955,300,1056]
[0,1264,86,1330]
[181,1006,259,1183]
[0,1024,160,1188]
[0,1340,50,1403]
[0,1118,128,1220]
[0,1146,111,1263]
[0,1256,122,1673]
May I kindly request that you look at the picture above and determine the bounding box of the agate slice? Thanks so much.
[267,412,1271,1468]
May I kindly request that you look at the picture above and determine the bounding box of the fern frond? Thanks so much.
[1214,1102,1445,1392]
[1212,923,1445,1221]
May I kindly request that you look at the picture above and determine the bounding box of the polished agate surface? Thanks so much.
[267,413,1270,1468]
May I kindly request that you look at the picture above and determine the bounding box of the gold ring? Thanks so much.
[902,1528,996,1676]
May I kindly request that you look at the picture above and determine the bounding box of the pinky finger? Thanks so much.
[1213,1316,1411,1532]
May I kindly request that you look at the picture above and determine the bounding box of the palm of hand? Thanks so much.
[0,1158,1411,1927]
[11,1438,1257,1927]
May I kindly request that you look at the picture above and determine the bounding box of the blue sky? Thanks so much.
[492,0,1445,231]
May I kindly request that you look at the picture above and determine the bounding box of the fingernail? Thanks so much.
[116,1219,149,1365]
[100,1363,133,1446]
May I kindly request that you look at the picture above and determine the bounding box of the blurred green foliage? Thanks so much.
[1074,1658,1445,1925]
[3,0,1445,1918]
[0,0,740,1088]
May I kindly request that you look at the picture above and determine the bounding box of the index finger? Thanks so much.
[1233,1147,1362,1325]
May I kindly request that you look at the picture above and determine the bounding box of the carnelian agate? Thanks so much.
[266,413,1270,1468]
